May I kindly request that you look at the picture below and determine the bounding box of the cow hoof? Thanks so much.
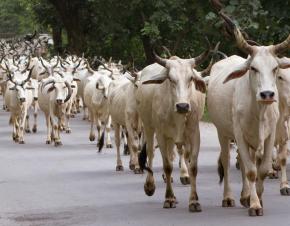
[180,177,190,185]
[134,168,143,174]
[89,135,95,142]
[163,199,176,208]
[268,171,279,179]
[272,162,281,171]
[222,198,235,207]
[129,163,135,171]
[32,127,37,133]
[280,187,290,196]
[162,174,173,183]
[189,202,202,212]
[106,144,113,148]
[77,110,81,113]
[235,161,240,170]
[66,129,71,134]
[19,141,25,144]
[144,182,155,196]
[46,140,51,144]
[248,208,263,216]
[25,129,31,133]
[240,196,250,208]
[55,141,62,147]
[116,165,124,171]
[70,114,75,118]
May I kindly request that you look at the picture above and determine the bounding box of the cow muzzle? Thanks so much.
[56,99,63,104]
[176,103,190,114]
[259,91,275,104]
[19,98,26,103]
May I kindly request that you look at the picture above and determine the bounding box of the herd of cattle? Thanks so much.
[1,13,290,217]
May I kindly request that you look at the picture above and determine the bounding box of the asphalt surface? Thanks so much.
[1,95,290,226]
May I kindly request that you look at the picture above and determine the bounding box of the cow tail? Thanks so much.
[98,130,105,152]
[138,143,153,175]
[217,155,224,184]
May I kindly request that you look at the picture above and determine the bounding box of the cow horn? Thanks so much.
[22,66,34,84]
[85,60,94,74]
[272,34,290,54]
[153,50,167,67]
[220,12,255,55]
[162,46,172,57]
[73,58,82,73]
[95,59,113,73]
[53,55,60,68]
[201,42,220,77]
[21,55,31,73]
[64,81,72,103]
[39,57,49,72]
[191,38,211,66]
[4,62,14,83]
[41,79,55,91]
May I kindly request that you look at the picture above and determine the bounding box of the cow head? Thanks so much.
[221,13,290,104]
[276,60,290,108]
[141,51,208,114]
[42,78,72,105]
[6,64,34,104]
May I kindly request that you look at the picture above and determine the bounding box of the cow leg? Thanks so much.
[256,135,274,212]
[11,114,18,142]
[45,113,52,144]
[240,157,250,208]
[25,115,31,133]
[235,127,262,216]
[218,133,235,207]
[277,143,290,195]
[156,134,176,208]
[188,124,202,212]
[89,110,95,142]
[122,129,129,155]
[177,146,190,185]
[142,127,155,196]
[126,119,141,173]
[32,102,38,133]
[105,116,112,148]
[114,123,123,171]
[65,110,71,134]
[18,110,27,144]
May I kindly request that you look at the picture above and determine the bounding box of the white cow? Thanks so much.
[136,51,207,211]
[83,67,113,149]
[4,65,34,143]
[207,13,290,216]
[38,69,72,146]
[109,74,142,173]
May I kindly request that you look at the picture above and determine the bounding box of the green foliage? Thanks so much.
[0,0,289,62]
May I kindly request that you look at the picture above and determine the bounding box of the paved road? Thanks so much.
[0,96,290,226]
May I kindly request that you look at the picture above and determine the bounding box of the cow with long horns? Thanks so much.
[137,45,209,211]
[3,63,35,144]
[38,65,73,146]
[207,13,290,216]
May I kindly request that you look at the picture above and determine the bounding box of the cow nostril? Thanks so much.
[176,103,190,114]
[260,91,275,100]
[56,99,62,104]
[19,98,26,102]
[34,97,38,101]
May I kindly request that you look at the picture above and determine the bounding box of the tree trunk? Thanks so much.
[48,0,85,54]
[141,35,154,65]
[52,25,62,54]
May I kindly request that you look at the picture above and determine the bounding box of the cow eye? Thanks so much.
[273,67,278,74]
[251,67,258,73]
[278,76,283,81]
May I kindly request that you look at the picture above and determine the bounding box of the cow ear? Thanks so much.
[9,87,16,90]
[194,79,206,93]
[277,57,290,69]
[47,86,55,93]
[96,82,104,90]
[223,60,250,84]
[141,70,168,85]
